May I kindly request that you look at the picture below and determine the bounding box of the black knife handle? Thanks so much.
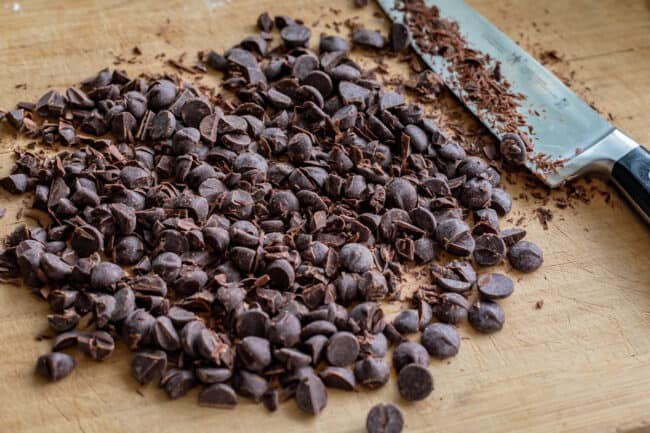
[612,146,650,223]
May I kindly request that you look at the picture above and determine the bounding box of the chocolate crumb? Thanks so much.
[535,207,553,229]
[538,50,562,65]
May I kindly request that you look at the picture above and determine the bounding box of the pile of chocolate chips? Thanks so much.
[0,9,543,417]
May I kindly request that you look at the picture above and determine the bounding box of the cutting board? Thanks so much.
[0,1,649,432]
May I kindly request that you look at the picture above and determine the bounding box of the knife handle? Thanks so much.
[611,145,650,223]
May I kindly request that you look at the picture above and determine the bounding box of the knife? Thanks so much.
[378,0,650,223]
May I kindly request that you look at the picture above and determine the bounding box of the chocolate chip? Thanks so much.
[460,178,492,209]
[389,23,411,52]
[262,388,279,412]
[181,98,212,128]
[477,273,514,300]
[236,309,269,338]
[366,403,404,433]
[421,323,460,358]
[131,350,167,384]
[385,178,418,211]
[352,29,386,49]
[508,240,544,272]
[275,348,312,370]
[414,237,436,263]
[199,383,238,408]
[303,334,329,365]
[172,127,201,155]
[153,316,181,351]
[293,54,319,81]
[433,292,469,325]
[257,12,273,32]
[358,270,388,302]
[301,320,337,340]
[354,357,390,389]
[339,81,370,106]
[435,219,475,256]
[340,243,373,273]
[238,336,271,373]
[500,133,527,165]
[36,352,75,381]
[123,309,155,350]
[500,227,527,247]
[71,225,104,257]
[232,369,268,401]
[397,363,433,401]
[196,367,233,384]
[274,15,295,29]
[199,113,220,144]
[392,341,429,373]
[490,187,512,215]
[473,233,506,267]
[468,300,505,333]
[295,374,327,415]
[319,366,356,391]
[90,262,124,290]
[267,311,301,348]
[78,330,115,361]
[319,35,350,52]
[267,259,295,290]
[152,252,182,282]
[114,236,145,265]
[280,24,311,48]
[161,368,197,399]
[147,80,177,110]
[325,332,360,367]
[359,332,388,358]
[149,110,176,140]
[392,309,419,334]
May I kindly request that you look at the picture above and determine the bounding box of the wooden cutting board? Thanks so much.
[0,1,649,432]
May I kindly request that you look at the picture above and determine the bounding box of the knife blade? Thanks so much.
[378,0,650,222]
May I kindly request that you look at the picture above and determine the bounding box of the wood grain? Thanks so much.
[0,1,649,432]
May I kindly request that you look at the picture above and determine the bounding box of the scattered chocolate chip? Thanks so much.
[1,11,545,418]
[508,240,544,272]
[468,300,505,333]
[392,341,429,373]
[473,233,506,267]
[280,24,311,49]
[36,352,75,381]
[421,323,460,358]
[397,363,433,401]
[352,29,386,49]
[477,273,514,300]
[366,403,404,433]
